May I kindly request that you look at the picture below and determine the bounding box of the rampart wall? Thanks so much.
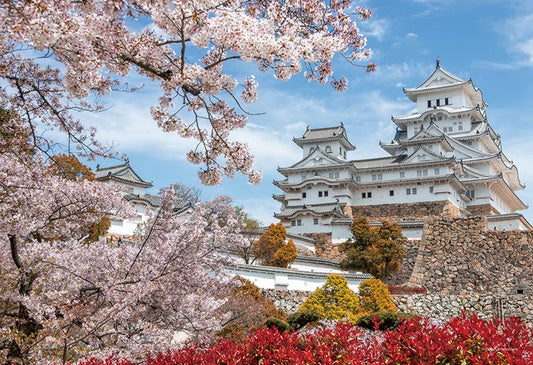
[351,200,464,222]
[408,216,533,295]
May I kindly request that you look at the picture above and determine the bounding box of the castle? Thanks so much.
[274,61,531,241]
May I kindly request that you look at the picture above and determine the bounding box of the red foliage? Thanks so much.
[76,314,533,365]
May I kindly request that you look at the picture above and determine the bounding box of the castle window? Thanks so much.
[362,192,366,198]
[367,192,372,198]
[417,169,428,177]
[297,219,302,226]
[291,220,296,226]
[429,186,434,193]
[339,147,342,154]
[427,100,432,108]
[389,190,394,196]
[412,188,417,194]
[318,191,323,197]
[436,99,441,106]
[355,176,361,182]
[302,174,307,180]
[400,172,405,178]
[313,218,319,225]
[329,172,334,179]
[344,151,346,159]
[406,188,411,195]
[335,172,339,178]
[434,168,440,175]
[302,192,306,198]
[325,146,332,153]
[324,190,329,197]
[458,121,463,131]
[466,189,475,199]
[372,173,383,181]
[445,97,450,105]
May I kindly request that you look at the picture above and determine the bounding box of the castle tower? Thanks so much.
[273,125,356,242]
[274,62,530,240]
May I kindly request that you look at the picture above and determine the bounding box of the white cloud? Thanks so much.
[489,12,533,68]
[361,18,389,42]
[368,62,433,82]
[406,32,418,38]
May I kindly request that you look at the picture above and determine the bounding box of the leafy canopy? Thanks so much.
[253,222,297,268]
[298,274,361,323]
[341,217,406,279]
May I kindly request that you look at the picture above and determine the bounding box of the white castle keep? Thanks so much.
[274,62,531,241]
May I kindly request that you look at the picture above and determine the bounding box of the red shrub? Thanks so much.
[76,314,533,365]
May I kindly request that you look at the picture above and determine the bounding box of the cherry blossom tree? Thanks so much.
[0,166,247,363]
[1,0,373,184]
[0,1,374,362]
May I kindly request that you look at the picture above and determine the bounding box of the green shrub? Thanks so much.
[287,309,321,330]
[264,317,291,332]
[356,311,416,330]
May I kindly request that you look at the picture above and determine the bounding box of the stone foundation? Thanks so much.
[262,289,309,314]
[351,200,465,222]
[385,240,420,286]
[394,294,533,324]
[467,204,499,216]
[407,216,533,295]
[304,232,346,261]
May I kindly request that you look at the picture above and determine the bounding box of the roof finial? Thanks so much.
[436,57,440,68]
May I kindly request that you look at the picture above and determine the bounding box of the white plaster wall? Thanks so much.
[402,227,424,240]
[291,260,347,274]
[332,225,351,243]
[230,266,368,293]
[487,219,523,231]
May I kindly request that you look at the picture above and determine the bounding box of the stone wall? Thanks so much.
[467,204,497,216]
[394,294,533,324]
[351,200,464,222]
[262,289,309,314]
[385,240,420,286]
[408,216,533,295]
[304,232,346,261]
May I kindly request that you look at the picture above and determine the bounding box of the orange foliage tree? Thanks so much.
[253,222,297,268]
[48,154,110,241]
[218,277,286,339]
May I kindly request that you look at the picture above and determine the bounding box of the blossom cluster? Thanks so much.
[1,0,372,184]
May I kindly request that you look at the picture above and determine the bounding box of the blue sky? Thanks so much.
[89,0,533,225]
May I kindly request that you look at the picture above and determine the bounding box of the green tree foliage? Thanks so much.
[219,277,286,339]
[298,274,361,323]
[341,217,406,279]
[253,222,297,268]
[358,278,397,314]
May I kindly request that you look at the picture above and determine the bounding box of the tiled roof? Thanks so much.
[301,125,346,140]
[352,155,407,169]
[95,162,153,188]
